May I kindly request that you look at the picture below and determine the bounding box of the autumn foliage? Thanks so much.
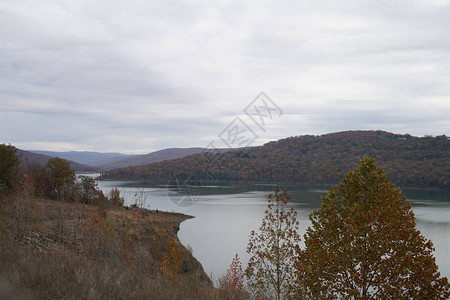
[0,144,19,196]
[101,131,450,189]
[159,237,183,277]
[222,253,246,294]
[43,157,76,199]
[245,186,300,300]
[295,158,450,299]
[82,212,116,257]
[109,187,124,207]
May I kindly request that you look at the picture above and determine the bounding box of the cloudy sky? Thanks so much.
[1,0,449,153]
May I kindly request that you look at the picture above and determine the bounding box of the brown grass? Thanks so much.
[0,197,247,300]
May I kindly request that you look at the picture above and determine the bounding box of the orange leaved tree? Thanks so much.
[245,186,300,300]
[295,158,450,299]
[222,253,246,294]
[159,237,182,277]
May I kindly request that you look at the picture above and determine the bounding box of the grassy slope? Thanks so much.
[0,198,244,299]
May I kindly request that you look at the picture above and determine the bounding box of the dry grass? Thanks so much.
[0,197,247,300]
[0,240,243,299]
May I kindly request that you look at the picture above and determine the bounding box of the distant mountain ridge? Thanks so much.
[26,148,216,170]
[99,148,207,170]
[99,131,450,189]
[17,150,98,172]
[30,150,132,166]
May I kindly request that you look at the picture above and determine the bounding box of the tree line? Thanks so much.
[0,144,124,207]
[101,131,449,189]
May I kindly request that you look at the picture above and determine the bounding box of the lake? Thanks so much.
[96,179,450,283]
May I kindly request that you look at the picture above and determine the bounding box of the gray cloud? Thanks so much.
[1,0,449,153]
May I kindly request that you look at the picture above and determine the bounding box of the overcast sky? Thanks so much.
[1,0,449,154]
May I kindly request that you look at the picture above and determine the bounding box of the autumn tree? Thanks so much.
[0,144,19,196]
[77,175,97,204]
[77,175,106,205]
[245,186,300,300]
[109,187,124,207]
[43,157,75,200]
[0,144,20,237]
[22,161,46,197]
[295,158,450,299]
[222,253,246,295]
[9,174,33,237]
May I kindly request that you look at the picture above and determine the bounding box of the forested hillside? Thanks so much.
[100,131,449,189]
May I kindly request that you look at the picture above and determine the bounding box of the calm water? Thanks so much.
[96,179,450,282]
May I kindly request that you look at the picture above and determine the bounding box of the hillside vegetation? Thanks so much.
[100,131,449,189]
[0,144,244,299]
[0,198,247,299]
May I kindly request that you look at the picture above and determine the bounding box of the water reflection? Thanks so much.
[97,180,450,282]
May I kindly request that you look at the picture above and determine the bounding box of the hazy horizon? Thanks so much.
[19,129,447,155]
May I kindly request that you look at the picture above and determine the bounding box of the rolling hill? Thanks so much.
[28,148,214,170]
[99,148,208,170]
[17,150,98,172]
[99,131,450,189]
[30,150,132,167]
